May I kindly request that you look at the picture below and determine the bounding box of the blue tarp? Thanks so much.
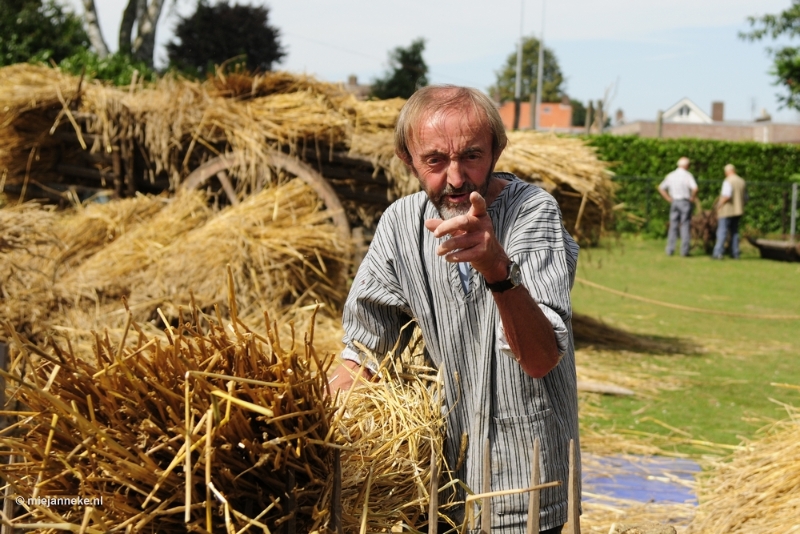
[582,455,701,504]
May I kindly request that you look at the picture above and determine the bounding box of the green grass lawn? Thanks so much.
[573,236,800,454]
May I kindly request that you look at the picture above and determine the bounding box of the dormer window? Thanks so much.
[679,105,691,116]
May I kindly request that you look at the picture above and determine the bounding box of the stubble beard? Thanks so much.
[428,170,493,220]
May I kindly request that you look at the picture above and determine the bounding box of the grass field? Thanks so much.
[572,236,800,454]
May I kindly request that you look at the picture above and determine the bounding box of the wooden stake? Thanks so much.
[565,439,581,534]
[331,449,342,534]
[184,373,192,524]
[481,439,491,534]
[428,448,439,534]
[287,471,297,534]
[205,408,213,532]
[525,438,541,534]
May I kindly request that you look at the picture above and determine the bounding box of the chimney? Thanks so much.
[712,101,724,122]
[348,74,357,87]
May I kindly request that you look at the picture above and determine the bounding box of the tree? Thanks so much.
[370,38,428,100]
[570,99,586,127]
[741,1,800,110]
[166,1,285,76]
[0,0,88,66]
[489,36,564,103]
[79,0,168,69]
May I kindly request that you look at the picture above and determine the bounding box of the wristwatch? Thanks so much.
[485,261,522,293]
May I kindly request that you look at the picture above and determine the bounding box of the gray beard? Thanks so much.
[430,172,493,220]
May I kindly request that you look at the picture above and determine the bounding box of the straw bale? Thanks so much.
[332,330,450,533]
[0,291,449,533]
[52,190,211,305]
[496,131,616,244]
[686,402,800,534]
[128,179,351,322]
[0,200,59,253]
[0,196,170,343]
[350,98,405,133]
[0,305,338,533]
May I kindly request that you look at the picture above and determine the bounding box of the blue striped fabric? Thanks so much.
[342,173,580,532]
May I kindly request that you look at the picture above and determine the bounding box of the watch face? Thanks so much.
[509,262,522,286]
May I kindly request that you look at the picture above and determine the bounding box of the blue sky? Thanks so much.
[64,0,799,122]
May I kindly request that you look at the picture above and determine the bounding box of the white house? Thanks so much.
[661,97,713,124]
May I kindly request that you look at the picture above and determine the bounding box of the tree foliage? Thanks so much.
[489,36,564,103]
[570,99,586,127]
[58,50,157,86]
[0,0,88,66]
[370,38,428,100]
[741,1,800,110]
[166,0,285,77]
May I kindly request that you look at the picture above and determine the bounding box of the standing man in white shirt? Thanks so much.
[658,157,698,257]
[712,164,747,259]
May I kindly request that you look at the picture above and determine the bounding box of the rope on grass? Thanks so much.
[575,277,800,320]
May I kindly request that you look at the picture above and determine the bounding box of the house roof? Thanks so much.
[662,97,712,124]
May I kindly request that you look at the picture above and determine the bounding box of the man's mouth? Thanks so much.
[445,193,469,204]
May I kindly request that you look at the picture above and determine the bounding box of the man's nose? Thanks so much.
[446,159,466,188]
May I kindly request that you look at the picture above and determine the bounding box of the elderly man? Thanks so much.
[658,157,698,257]
[713,164,747,259]
[330,85,580,533]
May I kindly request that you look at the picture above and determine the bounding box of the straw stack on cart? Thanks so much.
[0,64,614,244]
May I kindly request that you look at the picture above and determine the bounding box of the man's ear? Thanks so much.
[491,146,505,169]
[396,150,416,174]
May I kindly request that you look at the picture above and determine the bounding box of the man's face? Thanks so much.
[406,108,497,219]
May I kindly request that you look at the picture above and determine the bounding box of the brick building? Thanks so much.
[498,100,573,130]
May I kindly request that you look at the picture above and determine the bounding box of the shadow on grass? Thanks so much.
[573,313,702,355]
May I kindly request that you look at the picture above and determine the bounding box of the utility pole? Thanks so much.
[534,0,546,130]
[513,0,524,130]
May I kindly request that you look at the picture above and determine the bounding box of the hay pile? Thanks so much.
[0,64,614,242]
[0,180,351,353]
[0,299,447,533]
[687,399,800,533]
[497,131,615,244]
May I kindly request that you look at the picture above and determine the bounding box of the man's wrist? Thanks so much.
[482,257,510,284]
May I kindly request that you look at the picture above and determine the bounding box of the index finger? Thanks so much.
[468,191,487,218]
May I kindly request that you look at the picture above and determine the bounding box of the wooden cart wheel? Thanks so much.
[182,150,351,244]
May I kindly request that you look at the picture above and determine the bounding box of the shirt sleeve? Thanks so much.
[341,209,413,373]
[721,181,732,198]
[501,191,575,358]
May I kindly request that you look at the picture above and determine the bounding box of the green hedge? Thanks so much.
[586,135,800,236]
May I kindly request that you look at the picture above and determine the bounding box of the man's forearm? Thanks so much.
[658,188,672,203]
[493,285,560,379]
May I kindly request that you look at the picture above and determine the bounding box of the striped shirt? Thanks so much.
[342,173,580,531]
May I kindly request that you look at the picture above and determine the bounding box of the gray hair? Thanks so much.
[724,163,736,173]
[394,85,507,164]
[677,157,690,169]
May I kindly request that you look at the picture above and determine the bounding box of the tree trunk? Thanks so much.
[132,0,166,69]
[81,0,109,58]
[118,0,138,56]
